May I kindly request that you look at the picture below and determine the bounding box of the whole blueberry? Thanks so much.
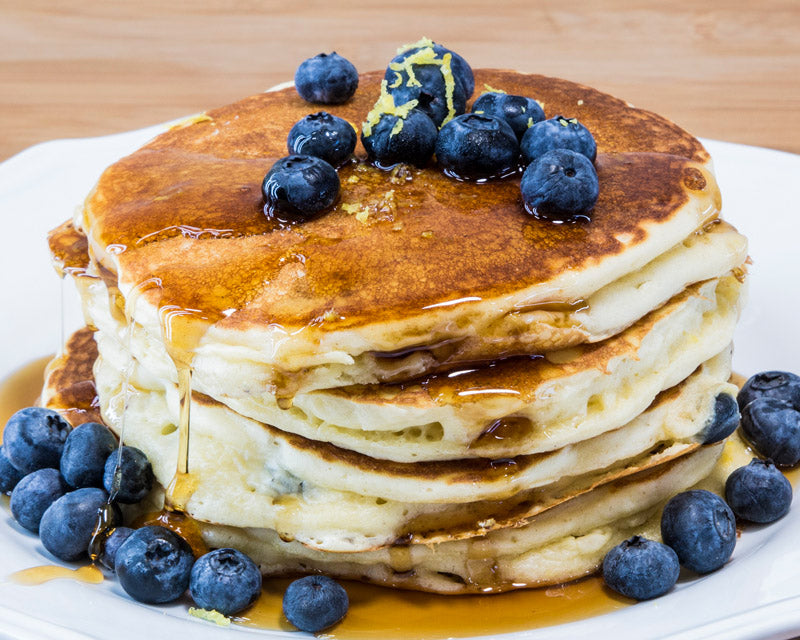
[0,446,23,494]
[103,445,153,504]
[262,155,339,222]
[190,548,262,616]
[472,92,545,140]
[99,526,135,572]
[725,458,792,523]
[699,393,741,445]
[389,41,475,98]
[295,53,358,105]
[283,575,349,633]
[362,109,438,168]
[521,148,599,221]
[741,397,800,467]
[435,114,519,181]
[386,61,467,128]
[287,112,357,168]
[738,371,800,412]
[10,468,68,533]
[602,536,680,600]
[520,115,597,165]
[4,407,71,474]
[661,489,736,574]
[39,487,109,561]
[115,526,194,604]
[61,422,117,489]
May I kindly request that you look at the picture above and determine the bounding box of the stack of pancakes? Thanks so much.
[47,70,749,593]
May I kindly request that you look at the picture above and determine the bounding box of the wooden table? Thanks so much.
[2,1,799,161]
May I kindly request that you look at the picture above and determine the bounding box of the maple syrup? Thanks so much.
[132,509,209,558]
[234,576,629,638]
[0,355,50,432]
[10,564,103,586]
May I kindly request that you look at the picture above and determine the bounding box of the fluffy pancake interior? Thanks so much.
[92,272,744,462]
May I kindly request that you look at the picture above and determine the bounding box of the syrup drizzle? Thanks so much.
[10,564,104,586]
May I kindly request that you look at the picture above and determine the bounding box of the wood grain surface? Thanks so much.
[1,0,799,161]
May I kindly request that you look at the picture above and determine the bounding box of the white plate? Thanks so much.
[0,130,798,640]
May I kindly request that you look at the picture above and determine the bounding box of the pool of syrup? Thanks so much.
[0,356,632,638]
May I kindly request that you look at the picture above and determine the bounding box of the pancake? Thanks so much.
[91,271,743,462]
[202,441,742,593]
[56,216,746,404]
[62,69,736,399]
[46,326,734,557]
[41,65,751,594]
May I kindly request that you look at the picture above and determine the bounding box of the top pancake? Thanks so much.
[76,69,721,386]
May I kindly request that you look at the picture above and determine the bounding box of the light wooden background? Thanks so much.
[1,1,799,161]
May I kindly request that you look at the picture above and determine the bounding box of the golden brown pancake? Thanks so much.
[81,70,715,330]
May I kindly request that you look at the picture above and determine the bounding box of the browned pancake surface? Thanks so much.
[82,70,716,331]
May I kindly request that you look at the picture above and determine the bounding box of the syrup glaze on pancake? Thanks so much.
[80,70,719,336]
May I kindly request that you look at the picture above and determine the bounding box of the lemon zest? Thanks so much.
[396,36,435,55]
[389,46,457,127]
[482,84,507,94]
[362,80,418,138]
[188,608,230,626]
[169,114,213,130]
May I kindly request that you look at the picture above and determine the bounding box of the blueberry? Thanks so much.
[100,526,134,572]
[435,114,519,181]
[3,407,71,474]
[287,112,357,168]
[0,446,23,494]
[661,489,736,574]
[741,397,800,467]
[738,371,800,412]
[471,92,545,141]
[39,487,110,561]
[103,445,153,504]
[61,422,117,489]
[386,65,467,129]
[362,109,438,168]
[262,155,339,222]
[521,148,599,221]
[295,52,358,105]
[725,458,792,523]
[115,526,194,604]
[520,115,597,165]
[699,393,741,444]
[385,43,469,127]
[10,468,68,533]
[389,40,474,99]
[190,548,262,616]
[283,575,349,633]
[602,536,680,600]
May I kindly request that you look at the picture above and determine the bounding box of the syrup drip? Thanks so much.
[470,416,535,451]
[90,279,162,559]
[164,366,195,512]
[132,509,209,558]
[11,564,104,586]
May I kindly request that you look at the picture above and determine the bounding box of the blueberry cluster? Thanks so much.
[602,370,797,601]
[278,39,599,226]
[2,406,349,629]
[2,409,153,562]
